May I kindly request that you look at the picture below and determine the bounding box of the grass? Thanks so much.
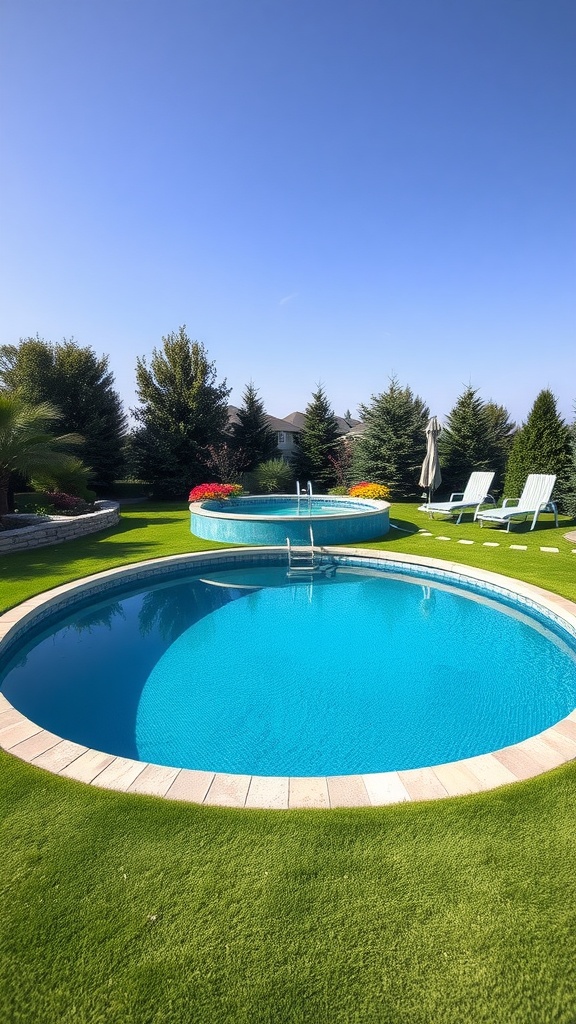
[1,502,576,1023]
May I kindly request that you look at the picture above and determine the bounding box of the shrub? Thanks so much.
[188,483,243,502]
[253,459,294,494]
[328,485,349,495]
[15,491,95,516]
[48,491,94,515]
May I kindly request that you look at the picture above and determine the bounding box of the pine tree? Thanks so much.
[131,327,231,498]
[352,377,429,498]
[503,390,571,505]
[292,384,340,489]
[231,382,278,471]
[438,386,515,496]
[0,336,127,487]
[560,411,576,519]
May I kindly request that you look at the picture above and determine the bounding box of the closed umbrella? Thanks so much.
[419,416,442,506]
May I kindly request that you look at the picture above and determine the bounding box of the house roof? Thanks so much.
[228,406,363,436]
[284,411,361,435]
[227,406,298,434]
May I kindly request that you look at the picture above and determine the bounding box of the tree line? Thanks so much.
[0,327,575,517]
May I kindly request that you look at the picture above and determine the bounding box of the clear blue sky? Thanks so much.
[1,0,575,426]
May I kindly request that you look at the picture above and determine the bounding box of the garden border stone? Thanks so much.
[0,501,120,553]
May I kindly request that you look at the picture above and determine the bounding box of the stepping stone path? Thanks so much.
[415,531,571,555]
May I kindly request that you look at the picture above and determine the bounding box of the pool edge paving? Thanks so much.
[1,546,576,809]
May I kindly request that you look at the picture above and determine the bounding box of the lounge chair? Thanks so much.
[418,471,496,524]
[476,474,558,532]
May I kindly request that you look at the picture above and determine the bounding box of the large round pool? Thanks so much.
[189,494,390,545]
[1,551,575,778]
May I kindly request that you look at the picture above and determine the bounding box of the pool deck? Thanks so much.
[1,547,576,809]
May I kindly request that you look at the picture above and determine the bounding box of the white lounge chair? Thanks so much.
[418,471,496,524]
[476,474,558,532]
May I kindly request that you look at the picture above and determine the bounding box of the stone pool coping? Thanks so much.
[1,546,575,809]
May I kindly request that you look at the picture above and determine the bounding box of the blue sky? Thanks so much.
[1,0,574,426]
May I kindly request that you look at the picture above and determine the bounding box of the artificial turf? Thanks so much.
[1,502,575,1023]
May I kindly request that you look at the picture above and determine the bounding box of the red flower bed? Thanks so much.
[188,483,243,502]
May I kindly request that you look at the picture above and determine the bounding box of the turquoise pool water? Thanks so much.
[1,563,575,776]
[216,499,357,516]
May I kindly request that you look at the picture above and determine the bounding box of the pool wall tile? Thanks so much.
[460,753,518,789]
[0,716,42,748]
[553,719,576,744]
[289,776,330,809]
[127,763,180,797]
[204,772,251,807]
[92,757,148,792]
[8,729,61,761]
[166,769,215,804]
[492,746,547,780]
[363,771,411,805]
[515,736,567,771]
[327,774,371,808]
[538,727,576,760]
[245,775,290,810]
[431,762,486,796]
[59,748,117,783]
[398,768,449,801]
[32,739,89,773]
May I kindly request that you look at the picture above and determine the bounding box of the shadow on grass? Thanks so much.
[478,516,570,536]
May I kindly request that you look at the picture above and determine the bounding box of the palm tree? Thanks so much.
[0,394,83,519]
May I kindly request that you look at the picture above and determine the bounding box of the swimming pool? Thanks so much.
[1,550,575,786]
[189,494,390,544]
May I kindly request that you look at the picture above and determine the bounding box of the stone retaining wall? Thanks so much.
[0,501,120,554]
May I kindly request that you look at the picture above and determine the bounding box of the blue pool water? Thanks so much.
[1,564,575,776]
[219,499,358,517]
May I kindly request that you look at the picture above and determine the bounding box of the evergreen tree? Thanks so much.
[352,377,429,498]
[292,384,340,489]
[0,336,127,486]
[438,386,515,496]
[131,327,231,498]
[560,409,576,519]
[503,390,571,505]
[231,382,278,471]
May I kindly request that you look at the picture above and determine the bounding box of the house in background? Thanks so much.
[227,407,363,463]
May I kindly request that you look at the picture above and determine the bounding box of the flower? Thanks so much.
[188,483,243,502]
[348,481,390,500]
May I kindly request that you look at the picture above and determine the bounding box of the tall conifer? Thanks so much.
[438,386,514,496]
[292,385,340,489]
[503,389,571,505]
[231,382,278,471]
[352,377,429,498]
[131,327,231,497]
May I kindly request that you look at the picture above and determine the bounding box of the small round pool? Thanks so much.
[1,551,575,781]
[189,493,390,545]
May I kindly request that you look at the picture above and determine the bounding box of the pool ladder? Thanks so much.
[296,480,313,515]
[286,524,319,576]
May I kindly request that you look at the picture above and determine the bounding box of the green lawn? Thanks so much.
[1,503,576,1024]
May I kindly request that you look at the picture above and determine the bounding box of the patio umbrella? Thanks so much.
[419,416,442,506]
